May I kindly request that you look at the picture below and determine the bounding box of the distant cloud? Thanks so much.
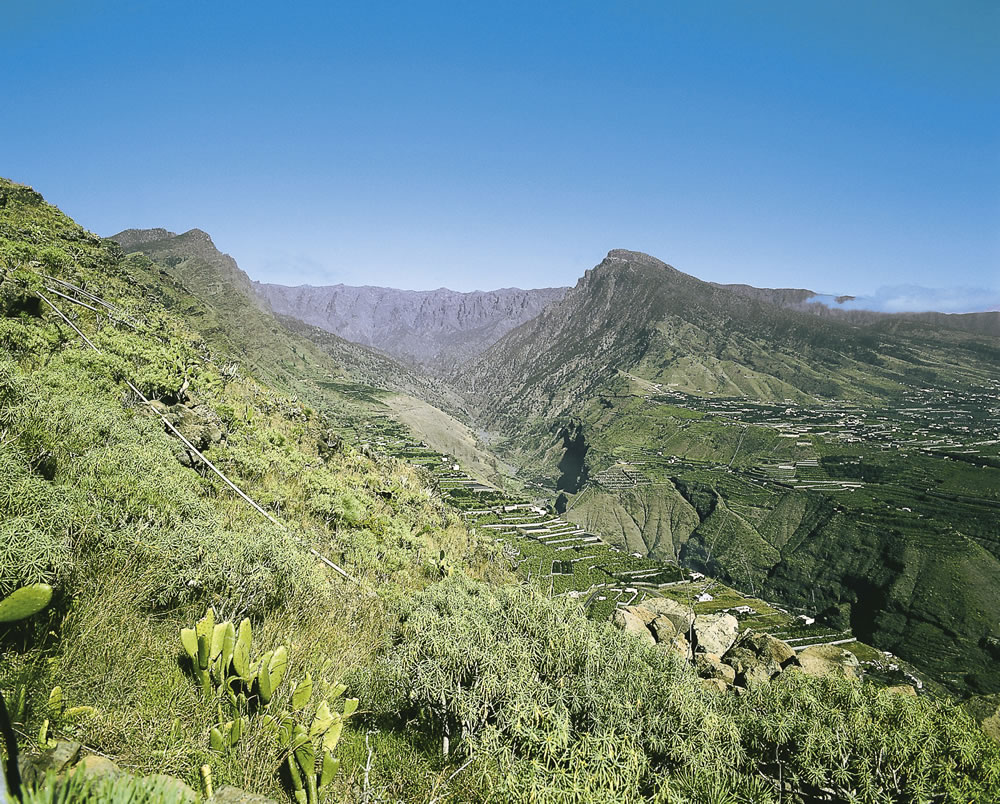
[253,252,338,286]
[809,285,1000,314]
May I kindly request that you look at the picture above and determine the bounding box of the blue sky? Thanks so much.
[3,1,998,307]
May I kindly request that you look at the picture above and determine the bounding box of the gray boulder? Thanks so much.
[693,613,740,656]
[637,598,695,635]
[611,608,655,646]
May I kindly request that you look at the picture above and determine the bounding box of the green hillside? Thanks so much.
[2,179,999,803]
[456,251,1000,700]
[459,250,1000,427]
[108,228,460,415]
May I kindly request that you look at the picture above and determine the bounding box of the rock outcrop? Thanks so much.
[796,644,861,680]
[611,607,655,646]
[693,613,740,656]
[610,598,870,692]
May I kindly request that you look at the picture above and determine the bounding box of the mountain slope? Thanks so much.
[457,249,1000,697]
[459,249,1000,429]
[255,281,568,374]
[109,227,460,412]
[4,178,999,800]
[718,280,1000,338]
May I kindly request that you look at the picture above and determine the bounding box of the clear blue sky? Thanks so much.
[3,1,998,306]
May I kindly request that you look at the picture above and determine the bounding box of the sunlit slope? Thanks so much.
[459,249,1000,429]
[110,227,451,413]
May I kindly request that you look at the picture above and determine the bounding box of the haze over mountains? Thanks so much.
[254,281,568,374]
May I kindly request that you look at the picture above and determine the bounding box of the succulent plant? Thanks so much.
[1,585,54,803]
[178,611,355,799]
[0,584,53,623]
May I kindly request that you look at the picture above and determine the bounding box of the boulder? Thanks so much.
[693,613,740,656]
[738,632,796,668]
[695,653,736,684]
[636,598,695,635]
[722,631,797,688]
[649,615,680,644]
[625,605,657,626]
[611,608,655,646]
[18,741,82,787]
[797,644,861,680]
[701,678,730,693]
[624,605,657,626]
[658,632,692,661]
[141,775,197,803]
[72,754,122,780]
[723,646,780,685]
[982,709,1000,744]
[210,786,279,804]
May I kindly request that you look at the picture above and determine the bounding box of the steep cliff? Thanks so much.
[254,281,567,373]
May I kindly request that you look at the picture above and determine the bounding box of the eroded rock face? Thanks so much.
[693,613,740,656]
[254,281,569,375]
[797,644,861,680]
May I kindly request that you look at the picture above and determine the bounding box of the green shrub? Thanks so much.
[381,575,1000,803]
[22,770,192,804]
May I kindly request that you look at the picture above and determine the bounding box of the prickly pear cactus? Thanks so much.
[1,584,54,803]
[0,584,53,623]
[178,611,357,799]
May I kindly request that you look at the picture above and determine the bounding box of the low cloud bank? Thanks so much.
[809,285,1000,314]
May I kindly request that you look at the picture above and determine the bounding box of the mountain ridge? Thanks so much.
[107,227,461,411]
[458,249,1000,429]
[254,280,568,374]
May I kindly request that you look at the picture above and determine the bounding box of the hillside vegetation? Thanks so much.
[2,179,999,803]
[456,250,1000,700]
